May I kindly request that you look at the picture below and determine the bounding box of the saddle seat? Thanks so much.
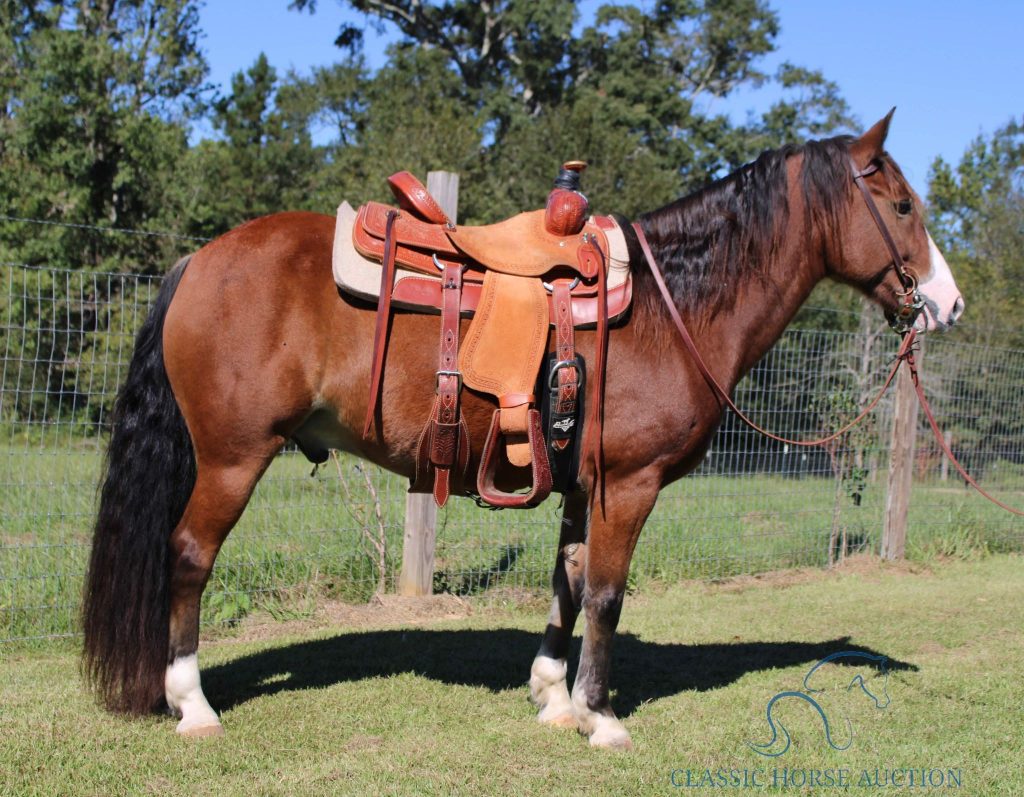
[345,201,631,322]
[334,165,631,510]
[384,169,605,280]
[353,202,607,282]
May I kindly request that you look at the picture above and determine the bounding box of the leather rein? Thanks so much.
[633,159,1024,516]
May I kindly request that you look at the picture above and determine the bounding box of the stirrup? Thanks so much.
[476,409,552,508]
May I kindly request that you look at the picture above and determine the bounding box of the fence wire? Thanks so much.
[1,264,1021,642]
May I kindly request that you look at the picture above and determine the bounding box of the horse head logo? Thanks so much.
[748,651,890,757]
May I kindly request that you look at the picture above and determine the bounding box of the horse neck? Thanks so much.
[654,156,828,393]
[706,242,823,393]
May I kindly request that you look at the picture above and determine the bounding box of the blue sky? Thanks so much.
[199,0,1021,195]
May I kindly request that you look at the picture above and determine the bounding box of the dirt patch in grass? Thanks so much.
[703,553,930,593]
[144,776,175,795]
[322,593,473,627]
[834,552,931,576]
[469,585,551,609]
[1,532,39,546]
[222,593,475,644]
[343,734,384,751]
[210,555,948,646]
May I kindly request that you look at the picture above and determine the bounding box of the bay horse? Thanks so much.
[82,112,963,749]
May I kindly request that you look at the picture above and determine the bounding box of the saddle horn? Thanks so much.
[545,161,589,237]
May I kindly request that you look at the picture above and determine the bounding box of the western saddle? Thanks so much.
[339,162,632,509]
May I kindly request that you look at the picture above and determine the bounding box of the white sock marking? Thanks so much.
[571,683,632,749]
[529,655,575,724]
[165,653,221,734]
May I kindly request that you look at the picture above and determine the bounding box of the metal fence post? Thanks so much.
[398,170,459,596]
[941,429,952,482]
[882,345,921,559]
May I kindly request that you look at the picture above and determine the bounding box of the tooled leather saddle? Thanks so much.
[334,162,632,509]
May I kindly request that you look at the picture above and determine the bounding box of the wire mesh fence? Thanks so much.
[2,263,1022,642]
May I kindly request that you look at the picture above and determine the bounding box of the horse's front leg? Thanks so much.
[572,471,659,750]
[530,490,589,727]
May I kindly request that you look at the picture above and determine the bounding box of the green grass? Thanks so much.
[1,556,1021,796]
[2,443,1022,640]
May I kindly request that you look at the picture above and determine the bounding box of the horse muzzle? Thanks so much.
[911,234,964,333]
[911,293,964,333]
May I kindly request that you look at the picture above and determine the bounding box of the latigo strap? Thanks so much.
[423,261,468,507]
[364,210,399,438]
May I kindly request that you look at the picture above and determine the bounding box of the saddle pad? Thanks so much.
[333,201,423,297]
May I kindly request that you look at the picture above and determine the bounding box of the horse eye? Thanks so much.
[895,198,913,217]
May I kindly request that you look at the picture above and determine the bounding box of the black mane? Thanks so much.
[634,134,861,321]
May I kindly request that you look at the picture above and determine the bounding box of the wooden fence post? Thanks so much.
[882,344,921,560]
[398,170,459,596]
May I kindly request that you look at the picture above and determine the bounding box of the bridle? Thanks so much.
[633,157,1024,516]
[849,157,925,333]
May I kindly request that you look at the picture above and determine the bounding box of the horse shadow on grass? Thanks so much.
[203,630,916,718]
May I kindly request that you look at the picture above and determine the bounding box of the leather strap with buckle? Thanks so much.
[850,158,924,332]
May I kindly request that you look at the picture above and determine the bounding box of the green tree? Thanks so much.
[0,1,208,432]
[280,47,484,214]
[925,119,1024,475]
[0,0,208,272]
[927,118,1024,346]
[182,53,322,237]
[289,0,855,220]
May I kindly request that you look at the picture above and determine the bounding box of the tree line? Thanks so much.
[2,2,1019,329]
[1,0,1021,445]
[0,0,864,271]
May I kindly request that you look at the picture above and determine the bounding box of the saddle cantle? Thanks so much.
[334,162,632,509]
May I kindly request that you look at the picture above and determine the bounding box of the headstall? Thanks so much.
[849,157,925,333]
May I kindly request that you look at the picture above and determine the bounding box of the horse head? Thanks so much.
[829,110,964,333]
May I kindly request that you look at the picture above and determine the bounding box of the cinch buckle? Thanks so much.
[432,254,468,277]
[548,359,584,391]
[435,369,462,393]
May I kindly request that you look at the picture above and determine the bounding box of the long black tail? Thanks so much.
[82,256,196,715]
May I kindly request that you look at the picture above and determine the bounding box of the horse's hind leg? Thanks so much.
[571,471,659,750]
[164,451,277,736]
[530,491,588,728]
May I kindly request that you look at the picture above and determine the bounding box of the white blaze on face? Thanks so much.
[914,232,965,332]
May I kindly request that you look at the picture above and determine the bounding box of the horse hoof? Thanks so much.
[177,721,224,738]
[588,726,633,751]
[539,710,577,729]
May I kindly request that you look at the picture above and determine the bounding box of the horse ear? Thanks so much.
[851,107,896,168]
